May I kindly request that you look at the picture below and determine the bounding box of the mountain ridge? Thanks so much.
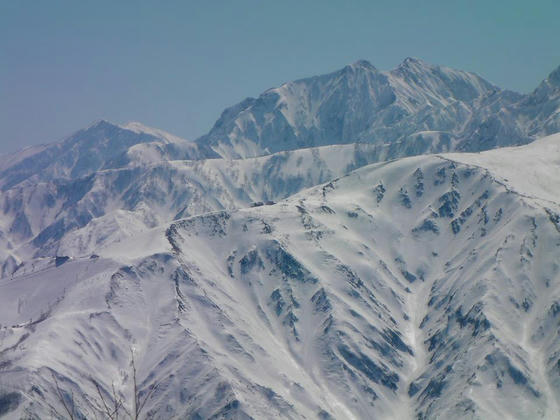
[196,58,558,159]
[1,58,558,178]
[1,134,559,419]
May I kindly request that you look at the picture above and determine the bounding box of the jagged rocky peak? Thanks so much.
[196,58,402,158]
[391,57,497,102]
[196,57,524,159]
[544,64,560,88]
[84,118,114,130]
[399,56,428,68]
[518,64,560,138]
[526,65,560,98]
[343,58,378,72]
[393,56,434,80]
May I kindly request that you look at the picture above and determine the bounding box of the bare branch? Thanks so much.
[119,402,132,419]
[111,382,120,420]
[45,349,164,420]
[136,381,160,419]
[51,372,75,420]
[130,348,138,420]
[93,379,114,420]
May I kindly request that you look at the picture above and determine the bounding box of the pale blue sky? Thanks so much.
[1,0,559,153]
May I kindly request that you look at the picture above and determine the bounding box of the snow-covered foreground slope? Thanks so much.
[1,134,559,419]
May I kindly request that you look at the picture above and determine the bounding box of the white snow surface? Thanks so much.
[447,133,560,207]
[121,122,192,144]
[0,135,559,419]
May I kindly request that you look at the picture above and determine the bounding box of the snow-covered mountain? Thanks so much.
[0,140,397,276]
[1,132,559,419]
[196,59,560,159]
[1,58,560,419]
[518,65,560,138]
[0,120,206,190]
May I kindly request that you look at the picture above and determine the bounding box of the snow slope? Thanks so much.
[1,134,559,419]
[0,142,393,272]
[448,132,560,207]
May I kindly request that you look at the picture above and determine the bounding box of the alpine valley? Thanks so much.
[1,59,560,420]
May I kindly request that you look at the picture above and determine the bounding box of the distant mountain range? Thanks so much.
[197,58,560,158]
[0,59,559,419]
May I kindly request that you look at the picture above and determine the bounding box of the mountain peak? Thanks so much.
[353,59,376,69]
[399,56,431,70]
[344,59,378,72]
[546,64,560,87]
[85,119,118,131]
